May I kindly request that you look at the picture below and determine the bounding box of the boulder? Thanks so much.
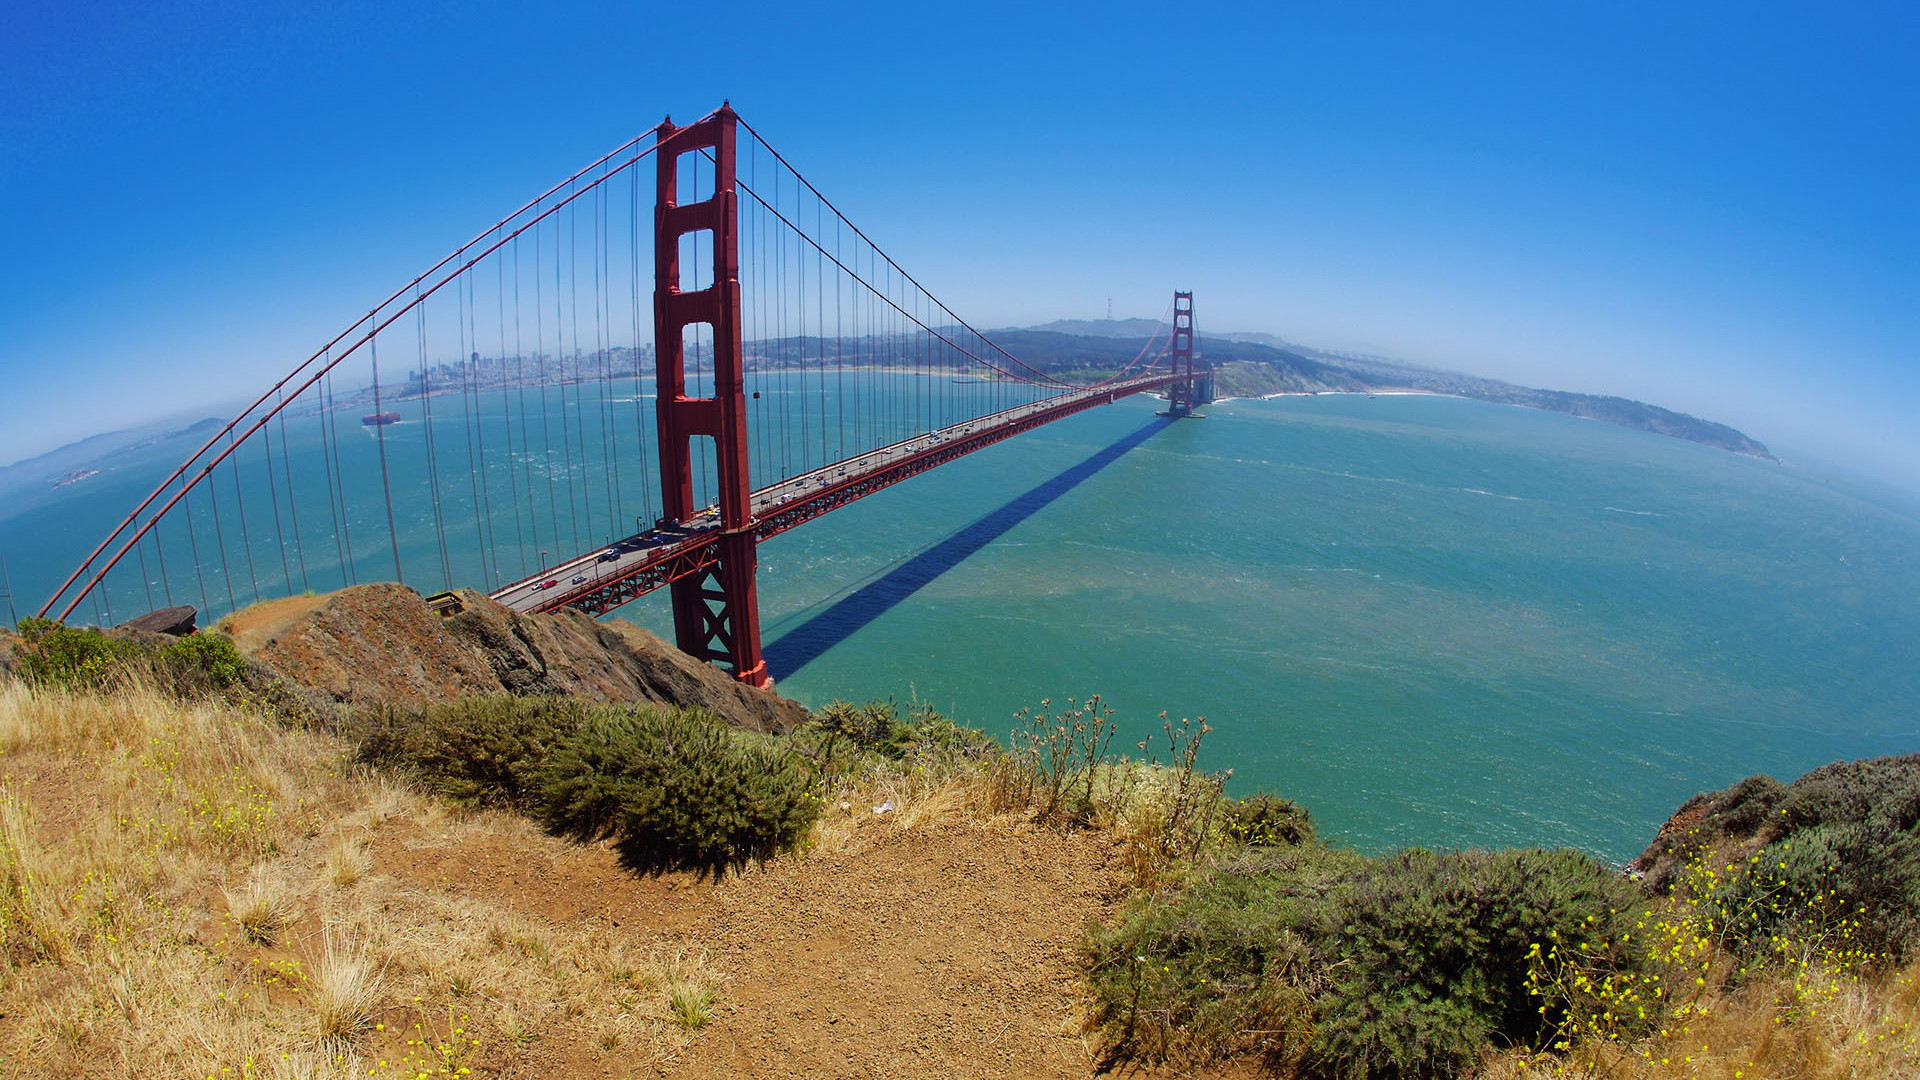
[117,605,198,636]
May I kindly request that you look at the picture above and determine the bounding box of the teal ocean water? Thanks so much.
[679,393,1920,863]
[7,389,1918,863]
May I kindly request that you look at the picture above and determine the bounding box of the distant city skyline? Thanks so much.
[3,1,1915,491]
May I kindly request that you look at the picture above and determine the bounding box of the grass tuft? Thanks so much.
[323,835,371,888]
[224,869,296,946]
[667,979,717,1030]
[311,929,383,1043]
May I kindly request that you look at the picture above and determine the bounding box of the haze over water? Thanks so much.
[7,387,1917,864]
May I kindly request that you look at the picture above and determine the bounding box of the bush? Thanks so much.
[1309,848,1643,1079]
[1640,754,1920,963]
[154,633,249,694]
[1712,819,1920,965]
[359,696,595,809]
[1224,792,1316,848]
[10,618,138,691]
[8,618,252,700]
[1086,844,1646,1079]
[1086,843,1364,1068]
[536,706,820,876]
[1778,755,1920,836]
[810,699,915,760]
[799,699,996,778]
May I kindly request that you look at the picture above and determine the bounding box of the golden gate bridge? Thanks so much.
[41,104,1211,687]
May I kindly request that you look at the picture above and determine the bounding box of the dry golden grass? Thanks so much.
[1477,956,1920,1080]
[802,747,1218,882]
[0,679,744,1079]
[322,835,371,888]
[800,754,1008,859]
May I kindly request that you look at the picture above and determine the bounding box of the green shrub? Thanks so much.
[1086,842,1365,1068]
[800,699,996,778]
[1086,844,1645,1079]
[155,633,248,694]
[1777,755,1920,835]
[360,696,595,809]
[10,618,138,691]
[9,618,252,701]
[810,699,915,760]
[1641,755,1920,962]
[1711,819,1920,965]
[536,706,820,876]
[1224,792,1316,848]
[1309,848,1643,1079]
[898,710,997,766]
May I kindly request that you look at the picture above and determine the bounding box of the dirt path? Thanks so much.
[673,821,1124,1079]
[381,812,1132,1078]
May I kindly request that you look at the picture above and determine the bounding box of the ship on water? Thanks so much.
[361,411,401,427]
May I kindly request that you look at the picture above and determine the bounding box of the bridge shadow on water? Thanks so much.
[765,415,1173,682]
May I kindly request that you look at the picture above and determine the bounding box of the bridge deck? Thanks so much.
[490,372,1188,617]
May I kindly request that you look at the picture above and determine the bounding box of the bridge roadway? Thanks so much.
[489,372,1192,618]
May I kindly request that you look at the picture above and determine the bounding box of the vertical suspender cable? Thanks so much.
[465,270,498,585]
[206,455,238,615]
[497,247,527,578]
[595,175,620,537]
[554,203,583,550]
[154,525,174,607]
[565,191,594,544]
[134,532,155,611]
[513,237,542,569]
[183,486,211,617]
[418,299,454,589]
[534,221,561,563]
[275,390,309,593]
[628,162,654,526]
[368,335,406,586]
[259,410,293,594]
[321,370,355,585]
[226,432,261,606]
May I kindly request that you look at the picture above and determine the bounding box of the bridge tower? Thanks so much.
[653,105,769,687]
[1168,291,1197,417]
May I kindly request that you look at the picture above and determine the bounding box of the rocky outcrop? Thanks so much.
[223,584,806,734]
[1629,754,1920,889]
[117,605,198,636]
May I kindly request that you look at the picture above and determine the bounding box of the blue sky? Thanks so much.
[3,1,1915,489]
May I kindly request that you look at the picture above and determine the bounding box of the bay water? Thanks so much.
[7,387,1917,863]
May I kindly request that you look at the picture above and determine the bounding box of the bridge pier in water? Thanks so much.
[1167,291,1198,417]
[653,106,768,687]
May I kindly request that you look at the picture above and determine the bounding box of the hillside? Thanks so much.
[218,583,807,733]
[1288,348,1779,460]
[0,679,1159,1079]
[3,603,1916,1079]
[1008,321,1776,460]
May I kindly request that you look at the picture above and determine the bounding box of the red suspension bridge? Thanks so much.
[41,104,1210,687]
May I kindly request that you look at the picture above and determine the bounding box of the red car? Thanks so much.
[535,579,558,590]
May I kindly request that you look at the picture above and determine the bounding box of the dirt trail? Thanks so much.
[381,811,1138,1078]
[675,821,1123,1079]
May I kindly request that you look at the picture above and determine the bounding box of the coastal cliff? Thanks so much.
[218,583,807,733]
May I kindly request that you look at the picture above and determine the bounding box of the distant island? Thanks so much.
[1016,319,1777,461]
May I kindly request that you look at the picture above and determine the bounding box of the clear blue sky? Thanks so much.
[3,1,1915,488]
